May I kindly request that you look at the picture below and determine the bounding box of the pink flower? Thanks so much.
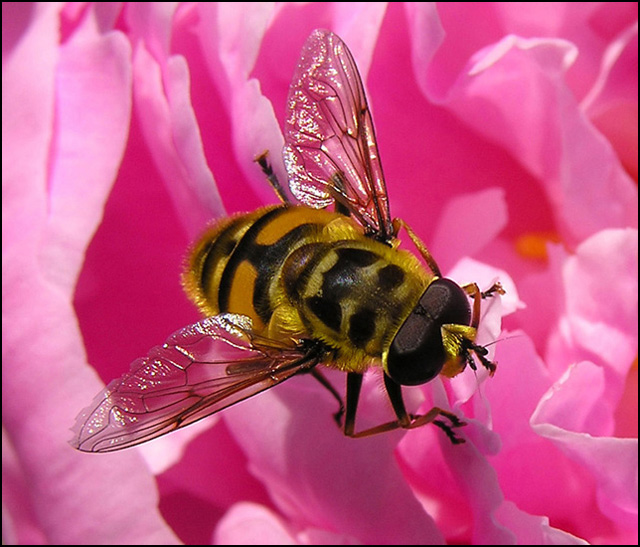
[3,3,637,544]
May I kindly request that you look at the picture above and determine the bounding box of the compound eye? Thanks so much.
[385,278,471,386]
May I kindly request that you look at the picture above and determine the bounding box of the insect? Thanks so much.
[71,29,503,453]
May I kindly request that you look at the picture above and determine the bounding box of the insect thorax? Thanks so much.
[183,204,430,373]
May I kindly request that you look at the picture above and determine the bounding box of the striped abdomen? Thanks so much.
[183,205,431,372]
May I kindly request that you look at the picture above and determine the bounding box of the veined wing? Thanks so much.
[71,314,319,453]
[283,29,394,242]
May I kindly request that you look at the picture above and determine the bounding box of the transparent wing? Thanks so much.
[283,29,394,241]
[70,314,318,453]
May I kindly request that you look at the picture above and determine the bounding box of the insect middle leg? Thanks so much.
[342,372,466,443]
[392,218,443,277]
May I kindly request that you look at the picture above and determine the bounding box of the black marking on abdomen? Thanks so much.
[200,216,248,297]
[217,207,288,313]
[217,207,325,325]
[250,223,316,322]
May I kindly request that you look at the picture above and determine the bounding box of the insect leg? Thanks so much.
[255,151,290,204]
[393,218,443,277]
[458,282,504,375]
[328,172,353,218]
[382,373,412,428]
[343,372,364,436]
[463,282,483,330]
[343,372,413,437]
[384,375,466,443]
[461,281,505,330]
[343,373,466,442]
[481,282,505,299]
[429,412,468,445]
[309,368,345,426]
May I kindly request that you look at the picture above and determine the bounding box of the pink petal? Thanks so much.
[581,21,638,179]
[404,2,445,76]
[468,37,635,244]
[132,44,224,238]
[3,6,179,544]
[223,371,446,544]
[216,501,366,544]
[208,3,273,85]
[3,436,47,545]
[125,2,177,60]
[431,188,508,273]
[490,2,635,101]
[197,3,282,206]
[485,333,552,447]
[532,361,638,529]
[561,229,638,376]
[494,501,588,545]
[331,3,387,78]
[409,8,638,245]
[215,502,298,545]
[154,419,271,544]
[229,79,288,204]
[398,419,515,544]
[486,335,603,535]
[42,14,132,292]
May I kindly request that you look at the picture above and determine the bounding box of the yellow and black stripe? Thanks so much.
[183,204,432,373]
[183,205,346,331]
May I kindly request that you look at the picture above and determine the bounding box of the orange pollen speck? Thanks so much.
[515,232,562,261]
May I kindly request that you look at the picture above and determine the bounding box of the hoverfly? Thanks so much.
[71,29,503,453]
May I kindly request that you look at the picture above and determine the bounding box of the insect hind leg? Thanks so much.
[255,151,290,204]
[309,368,345,426]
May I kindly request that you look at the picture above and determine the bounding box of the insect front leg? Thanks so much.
[445,281,504,377]
[461,281,505,330]
[480,282,505,299]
